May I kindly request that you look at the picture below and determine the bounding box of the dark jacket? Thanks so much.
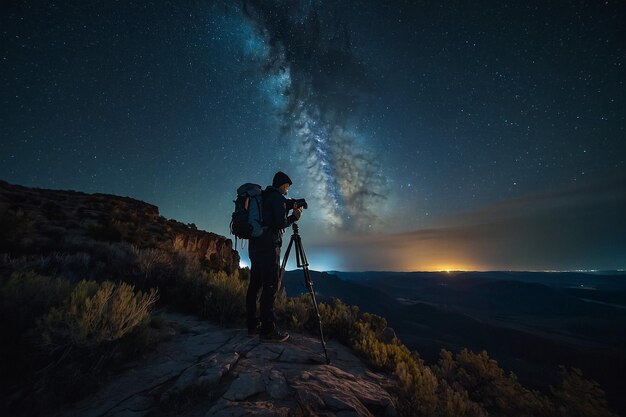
[249,186,297,256]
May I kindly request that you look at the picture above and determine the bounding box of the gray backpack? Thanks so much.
[230,183,265,245]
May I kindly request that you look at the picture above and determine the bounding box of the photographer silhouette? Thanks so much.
[246,171,303,342]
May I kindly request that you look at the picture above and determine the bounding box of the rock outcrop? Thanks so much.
[173,232,238,272]
[0,180,239,273]
[55,313,397,417]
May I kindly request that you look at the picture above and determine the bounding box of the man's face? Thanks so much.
[279,183,290,195]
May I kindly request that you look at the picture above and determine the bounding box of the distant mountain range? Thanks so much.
[284,269,626,414]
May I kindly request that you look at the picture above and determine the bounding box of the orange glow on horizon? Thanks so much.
[402,259,481,273]
[391,245,483,273]
[428,265,475,273]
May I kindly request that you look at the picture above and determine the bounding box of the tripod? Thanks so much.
[279,223,330,364]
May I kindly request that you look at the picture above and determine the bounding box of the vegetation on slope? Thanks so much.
[1,239,618,416]
[274,296,616,417]
[0,181,618,416]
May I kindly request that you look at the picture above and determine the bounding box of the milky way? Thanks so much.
[2,0,623,270]
[238,0,387,231]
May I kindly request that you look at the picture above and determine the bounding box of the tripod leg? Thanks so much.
[295,239,330,364]
[278,235,295,297]
[295,235,309,267]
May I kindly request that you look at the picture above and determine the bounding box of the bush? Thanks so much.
[132,246,175,288]
[550,367,617,417]
[0,272,71,341]
[176,270,246,326]
[1,277,160,416]
[0,272,72,395]
[2,252,93,282]
[354,327,413,370]
[437,380,487,417]
[39,280,158,348]
[435,349,551,417]
[318,298,361,344]
[276,293,313,330]
[0,203,34,253]
[395,358,439,416]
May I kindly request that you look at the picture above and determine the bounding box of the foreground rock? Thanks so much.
[55,313,397,417]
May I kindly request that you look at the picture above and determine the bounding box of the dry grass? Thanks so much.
[39,280,158,348]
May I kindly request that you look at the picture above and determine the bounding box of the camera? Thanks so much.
[288,198,308,210]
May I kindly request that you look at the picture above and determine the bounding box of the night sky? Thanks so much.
[2,1,625,271]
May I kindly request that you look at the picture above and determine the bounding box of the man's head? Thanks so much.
[272,171,292,195]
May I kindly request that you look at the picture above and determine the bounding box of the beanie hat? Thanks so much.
[272,171,293,188]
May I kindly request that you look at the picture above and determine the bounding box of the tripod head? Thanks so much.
[291,222,300,235]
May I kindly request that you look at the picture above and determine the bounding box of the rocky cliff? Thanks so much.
[56,312,397,417]
[0,180,239,273]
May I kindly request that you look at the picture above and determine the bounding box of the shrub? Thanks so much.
[275,294,313,330]
[351,316,439,416]
[318,298,361,344]
[132,246,175,287]
[353,327,414,370]
[201,271,246,325]
[435,349,551,417]
[437,381,487,417]
[0,271,72,340]
[2,252,93,281]
[395,358,439,416]
[176,270,246,326]
[0,203,34,253]
[550,367,617,417]
[39,280,158,348]
[85,241,144,284]
[171,249,202,285]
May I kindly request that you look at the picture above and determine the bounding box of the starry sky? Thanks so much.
[1,0,625,271]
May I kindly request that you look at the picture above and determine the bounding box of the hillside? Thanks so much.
[323,271,626,415]
[0,180,400,417]
[0,180,619,417]
[0,179,239,273]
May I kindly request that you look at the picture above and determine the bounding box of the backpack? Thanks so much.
[230,183,265,247]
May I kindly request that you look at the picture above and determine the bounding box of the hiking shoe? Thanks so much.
[260,328,289,343]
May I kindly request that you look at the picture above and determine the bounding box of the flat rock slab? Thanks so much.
[54,312,397,417]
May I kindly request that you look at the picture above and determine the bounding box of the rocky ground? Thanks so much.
[55,313,397,417]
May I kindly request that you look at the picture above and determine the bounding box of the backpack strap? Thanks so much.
[252,195,263,224]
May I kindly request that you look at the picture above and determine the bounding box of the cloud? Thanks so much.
[315,177,626,271]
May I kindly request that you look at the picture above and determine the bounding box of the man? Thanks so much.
[247,171,303,342]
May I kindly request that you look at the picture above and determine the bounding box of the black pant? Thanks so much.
[247,244,281,334]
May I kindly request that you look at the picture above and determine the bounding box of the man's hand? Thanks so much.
[292,206,303,220]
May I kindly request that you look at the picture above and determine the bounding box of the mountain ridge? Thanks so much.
[0,179,239,273]
[1,180,620,417]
